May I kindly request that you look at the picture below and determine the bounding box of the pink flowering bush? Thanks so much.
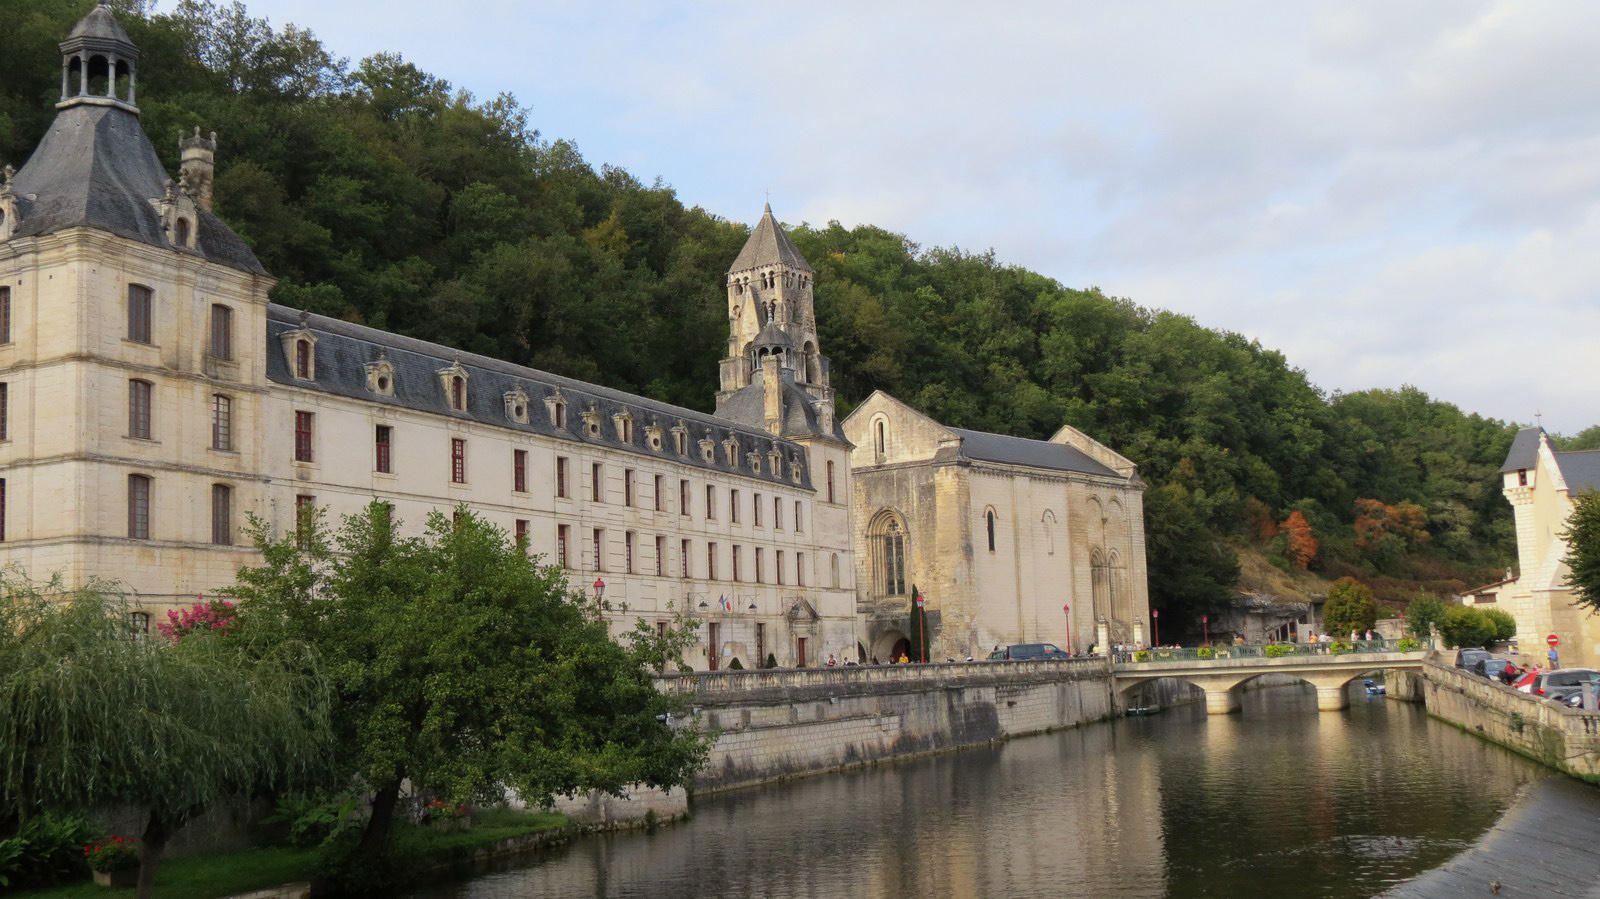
[155,599,237,642]
[83,836,140,873]
[426,799,468,822]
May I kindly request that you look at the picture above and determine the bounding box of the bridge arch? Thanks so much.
[1111,653,1423,715]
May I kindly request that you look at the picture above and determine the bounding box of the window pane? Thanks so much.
[211,484,232,545]
[211,394,231,450]
[128,475,150,539]
[128,380,151,439]
[210,305,231,359]
[128,285,152,343]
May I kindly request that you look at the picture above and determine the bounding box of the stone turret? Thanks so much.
[58,1,140,113]
[179,127,216,211]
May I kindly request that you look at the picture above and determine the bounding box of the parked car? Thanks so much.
[1537,669,1600,702]
[1001,643,1071,661]
[1455,649,1492,671]
[1473,658,1518,682]
[1529,668,1600,699]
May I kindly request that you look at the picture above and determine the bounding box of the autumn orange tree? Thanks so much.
[1280,510,1318,569]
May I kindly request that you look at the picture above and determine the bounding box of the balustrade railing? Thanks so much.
[1113,639,1420,665]
[656,655,1112,695]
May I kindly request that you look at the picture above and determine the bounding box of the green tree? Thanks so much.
[1439,605,1495,649]
[0,571,330,899]
[1404,593,1447,642]
[1478,607,1517,643]
[1562,490,1600,615]
[1323,577,1377,637]
[228,503,707,884]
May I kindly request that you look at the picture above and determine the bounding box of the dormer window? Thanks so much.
[365,355,395,396]
[748,452,762,474]
[722,435,740,466]
[175,217,190,246]
[1518,469,1528,487]
[790,453,804,483]
[698,430,717,464]
[435,359,469,412]
[581,405,602,438]
[645,420,664,451]
[504,386,530,424]
[672,422,689,455]
[279,322,317,381]
[545,388,567,429]
[614,410,634,443]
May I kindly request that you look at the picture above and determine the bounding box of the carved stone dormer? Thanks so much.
[722,434,740,466]
[790,452,804,483]
[179,127,216,212]
[768,442,783,477]
[670,419,690,455]
[0,166,20,241]
[543,386,567,430]
[580,404,602,438]
[698,428,718,464]
[746,451,763,474]
[644,419,664,451]
[612,408,635,444]
[279,312,317,381]
[150,178,198,250]
[436,355,469,412]
[504,384,530,424]
[364,348,394,396]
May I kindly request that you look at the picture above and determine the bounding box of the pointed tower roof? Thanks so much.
[63,2,136,51]
[728,203,811,274]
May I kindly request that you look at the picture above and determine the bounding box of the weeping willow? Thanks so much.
[0,570,331,897]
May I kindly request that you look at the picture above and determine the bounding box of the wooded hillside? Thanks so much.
[6,1,1591,640]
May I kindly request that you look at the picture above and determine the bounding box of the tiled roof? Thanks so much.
[728,204,811,274]
[1556,450,1600,492]
[715,376,847,443]
[265,305,814,489]
[6,104,265,274]
[949,427,1122,479]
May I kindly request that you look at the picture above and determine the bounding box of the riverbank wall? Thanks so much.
[1411,658,1600,781]
[655,658,1115,792]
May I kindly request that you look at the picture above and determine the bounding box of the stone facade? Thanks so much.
[0,6,852,670]
[1490,427,1600,668]
[842,392,1149,661]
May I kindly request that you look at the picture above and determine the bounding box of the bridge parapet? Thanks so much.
[657,656,1112,703]
[1112,650,1428,714]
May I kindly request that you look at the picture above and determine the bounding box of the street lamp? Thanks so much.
[1063,603,1071,655]
[1151,608,1160,647]
[1202,613,1209,647]
[914,592,927,663]
[592,578,605,606]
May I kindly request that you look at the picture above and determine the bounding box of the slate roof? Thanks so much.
[6,104,266,274]
[1557,450,1600,492]
[728,204,811,274]
[714,376,847,443]
[1500,426,1542,473]
[948,427,1121,479]
[265,305,815,489]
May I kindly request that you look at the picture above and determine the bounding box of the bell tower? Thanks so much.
[718,204,832,406]
[57,1,141,114]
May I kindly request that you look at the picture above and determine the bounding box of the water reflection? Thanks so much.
[412,682,1553,899]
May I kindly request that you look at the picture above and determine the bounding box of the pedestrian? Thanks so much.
[826,653,837,668]
[898,651,910,664]
[871,656,880,666]
[1548,647,1559,669]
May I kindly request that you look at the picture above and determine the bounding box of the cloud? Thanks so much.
[197,0,1600,433]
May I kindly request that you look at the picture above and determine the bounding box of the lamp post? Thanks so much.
[1063,603,1072,655]
[914,591,927,663]
[1151,608,1160,648]
[1202,613,1209,647]
[592,577,605,608]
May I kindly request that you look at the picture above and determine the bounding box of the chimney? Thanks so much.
[762,355,783,436]
[179,127,216,211]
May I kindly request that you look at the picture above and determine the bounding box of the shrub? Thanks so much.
[1439,605,1496,649]
[266,795,362,849]
[1397,637,1420,651]
[726,657,744,670]
[1404,594,1447,640]
[1264,643,1295,658]
[1133,650,1150,662]
[0,812,96,888]
[1479,608,1517,643]
[1196,647,1214,659]
[764,653,778,669]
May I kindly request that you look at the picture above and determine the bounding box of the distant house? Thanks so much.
[1497,427,1600,666]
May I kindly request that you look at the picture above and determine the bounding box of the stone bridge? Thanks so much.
[1113,649,1428,714]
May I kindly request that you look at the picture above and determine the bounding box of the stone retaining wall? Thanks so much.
[1416,658,1600,780]
[656,658,1116,792]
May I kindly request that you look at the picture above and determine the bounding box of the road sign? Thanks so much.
[1547,633,1560,647]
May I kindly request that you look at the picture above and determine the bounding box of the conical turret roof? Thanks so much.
[728,203,811,274]
[62,2,137,56]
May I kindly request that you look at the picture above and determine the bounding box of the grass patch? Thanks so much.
[16,809,568,899]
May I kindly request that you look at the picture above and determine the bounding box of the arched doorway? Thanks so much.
[871,630,909,664]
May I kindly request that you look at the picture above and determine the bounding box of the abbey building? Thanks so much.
[0,5,1146,668]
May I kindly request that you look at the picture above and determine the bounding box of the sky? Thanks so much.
[192,0,1596,435]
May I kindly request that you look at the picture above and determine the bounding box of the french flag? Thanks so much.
[719,594,732,612]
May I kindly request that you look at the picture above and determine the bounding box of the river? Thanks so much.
[411,680,1559,898]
